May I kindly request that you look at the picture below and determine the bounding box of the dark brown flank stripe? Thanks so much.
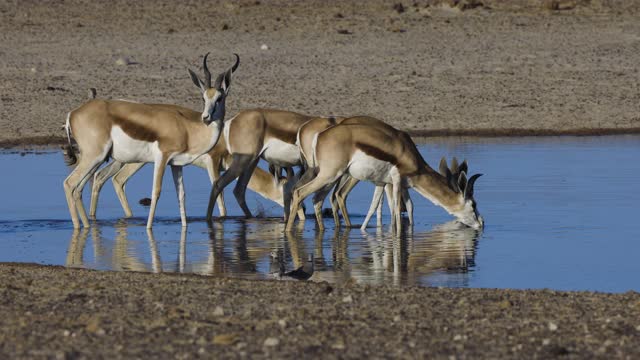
[112,116,159,142]
[266,125,298,144]
[355,142,397,164]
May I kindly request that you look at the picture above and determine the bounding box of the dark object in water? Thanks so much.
[139,198,152,206]
[282,254,314,281]
[321,208,334,218]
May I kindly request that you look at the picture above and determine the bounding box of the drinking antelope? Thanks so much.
[63,53,238,229]
[294,116,414,230]
[88,135,299,219]
[286,123,484,233]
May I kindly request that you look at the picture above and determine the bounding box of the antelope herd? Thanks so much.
[63,53,484,233]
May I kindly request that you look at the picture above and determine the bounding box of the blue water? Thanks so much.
[0,136,638,292]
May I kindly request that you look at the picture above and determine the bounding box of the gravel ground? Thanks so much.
[1,263,639,359]
[1,0,640,147]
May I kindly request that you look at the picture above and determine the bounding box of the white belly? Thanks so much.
[261,139,301,167]
[111,126,158,163]
[347,150,395,185]
[170,152,204,166]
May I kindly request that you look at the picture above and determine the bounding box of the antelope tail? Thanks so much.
[62,112,77,167]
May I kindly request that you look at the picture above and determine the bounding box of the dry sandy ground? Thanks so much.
[1,0,640,147]
[1,263,639,359]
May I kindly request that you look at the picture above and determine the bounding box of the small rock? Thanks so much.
[222,23,229,30]
[337,29,353,35]
[212,333,238,346]
[393,315,401,322]
[334,13,344,18]
[543,338,551,346]
[548,322,558,331]
[115,57,129,66]
[342,295,353,303]
[212,306,225,317]
[260,44,269,50]
[331,340,346,350]
[278,319,287,328]
[139,197,152,206]
[453,334,462,341]
[62,330,70,337]
[263,337,279,347]
[393,3,406,13]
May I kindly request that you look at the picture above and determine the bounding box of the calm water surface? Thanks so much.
[1,136,638,292]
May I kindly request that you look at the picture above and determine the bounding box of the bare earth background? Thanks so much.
[1,0,640,147]
[2,1,640,357]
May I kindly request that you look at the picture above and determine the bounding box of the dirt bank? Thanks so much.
[1,263,639,358]
[1,0,640,147]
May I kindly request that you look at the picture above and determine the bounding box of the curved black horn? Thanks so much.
[465,173,483,199]
[231,53,240,73]
[202,52,212,89]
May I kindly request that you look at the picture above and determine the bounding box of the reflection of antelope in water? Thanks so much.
[65,222,162,273]
[406,221,479,274]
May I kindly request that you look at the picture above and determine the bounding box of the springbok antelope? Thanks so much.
[294,116,413,230]
[63,53,238,229]
[286,123,484,233]
[203,110,334,222]
[88,134,298,219]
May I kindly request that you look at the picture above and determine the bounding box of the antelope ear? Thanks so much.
[188,69,204,90]
[450,157,459,175]
[445,167,460,193]
[457,171,468,195]
[439,157,448,176]
[465,173,483,200]
[458,159,468,175]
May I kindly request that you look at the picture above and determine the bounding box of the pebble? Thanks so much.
[542,338,551,346]
[213,306,225,317]
[548,322,558,331]
[264,337,279,347]
[260,44,269,50]
[342,295,353,303]
[278,319,287,328]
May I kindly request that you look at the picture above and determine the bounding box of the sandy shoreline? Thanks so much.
[1,0,640,147]
[1,263,639,358]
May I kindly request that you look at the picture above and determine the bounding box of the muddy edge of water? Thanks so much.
[1,263,639,358]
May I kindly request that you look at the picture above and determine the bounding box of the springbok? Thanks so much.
[294,116,413,230]
[88,134,298,219]
[286,123,484,233]
[63,53,238,229]
[203,110,335,222]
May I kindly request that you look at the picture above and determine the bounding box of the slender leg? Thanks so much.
[89,160,125,219]
[329,175,350,227]
[206,154,253,221]
[112,162,145,218]
[312,183,336,231]
[233,157,260,218]
[334,176,359,227]
[211,156,227,217]
[286,174,339,231]
[64,151,108,228]
[402,188,414,225]
[384,184,394,223]
[376,188,384,227]
[361,185,384,231]
[171,165,187,227]
[391,175,402,235]
[146,156,168,229]
[285,167,315,222]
